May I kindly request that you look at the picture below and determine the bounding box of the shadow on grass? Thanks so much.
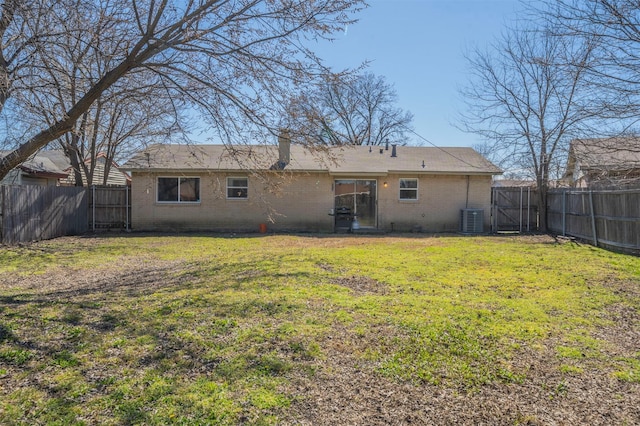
[0,257,317,424]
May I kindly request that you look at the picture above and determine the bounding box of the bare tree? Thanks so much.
[0,0,365,180]
[55,85,181,186]
[14,1,180,186]
[287,73,413,146]
[459,23,598,230]
[544,0,640,136]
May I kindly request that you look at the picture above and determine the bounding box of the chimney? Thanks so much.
[278,130,291,166]
[391,144,397,158]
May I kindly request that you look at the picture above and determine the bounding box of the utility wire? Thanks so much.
[403,125,490,170]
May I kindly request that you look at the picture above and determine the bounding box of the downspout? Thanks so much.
[465,175,470,208]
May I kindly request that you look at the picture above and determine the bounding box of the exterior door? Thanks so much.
[334,180,377,228]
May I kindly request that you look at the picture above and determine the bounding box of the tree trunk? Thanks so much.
[61,142,84,186]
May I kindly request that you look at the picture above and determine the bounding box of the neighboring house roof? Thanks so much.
[1,149,131,186]
[38,150,74,171]
[492,179,565,189]
[0,150,69,180]
[122,144,502,176]
[563,138,640,187]
[565,138,640,174]
[492,179,536,188]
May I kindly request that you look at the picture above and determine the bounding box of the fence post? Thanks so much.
[0,185,4,244]
[125,185,129,231]
[589,190,598,247]
[92,185,96,232]
[562,190,566,236]
[491,187,495,233]
[527,187,531,232]
[519,187,523,233]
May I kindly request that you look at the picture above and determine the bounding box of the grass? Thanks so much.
[0,234,638,424]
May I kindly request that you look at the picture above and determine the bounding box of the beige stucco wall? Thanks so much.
[130,171,493,233]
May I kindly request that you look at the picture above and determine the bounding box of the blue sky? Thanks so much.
[312,0,528,147]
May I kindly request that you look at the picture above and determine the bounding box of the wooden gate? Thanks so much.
[89,185,132,230]
[491,187,539,233]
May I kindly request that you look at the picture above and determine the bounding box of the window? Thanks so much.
[227,177,248,199]
[399,178,418,200]
[157,177,200,203]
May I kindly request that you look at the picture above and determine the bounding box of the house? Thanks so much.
[121,140,502,233]
[58,152,131,187]
[563,137,640,188]
[0,149,131,187]
[492,179,536,188]
[0,151,69,186]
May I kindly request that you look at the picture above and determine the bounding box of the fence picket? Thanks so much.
[547,189,640,254]
[1,185,130,244]
[0,185,88,244]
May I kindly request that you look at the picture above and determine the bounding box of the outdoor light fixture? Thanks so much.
[383,181,388,188]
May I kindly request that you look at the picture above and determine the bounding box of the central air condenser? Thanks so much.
[460,209,484,234]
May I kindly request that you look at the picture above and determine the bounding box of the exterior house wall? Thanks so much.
[61,156,130,186]
[376,174,492,232]
[131,171,493,233]
[131,172,334,232]
[0,170,58,186]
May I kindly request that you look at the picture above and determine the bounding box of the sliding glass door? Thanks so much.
[334,180,377,228]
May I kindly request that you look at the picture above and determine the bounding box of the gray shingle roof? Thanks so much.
[569,138,640,170]
[0,150,69,176]
[122,144,502,175]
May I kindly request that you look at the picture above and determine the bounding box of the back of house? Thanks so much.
[122,142,501,233]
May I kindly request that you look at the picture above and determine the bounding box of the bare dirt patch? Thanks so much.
[1,258,193,301]
[283,329,640,426]
[331,275,389,296]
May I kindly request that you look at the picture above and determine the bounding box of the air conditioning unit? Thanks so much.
[460,209,484,234]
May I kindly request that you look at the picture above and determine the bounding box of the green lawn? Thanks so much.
[0,234,638,424]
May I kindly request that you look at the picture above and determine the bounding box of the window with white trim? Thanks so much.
[157,177,200,203]
[399,178,418,200]
[227,177,248,199]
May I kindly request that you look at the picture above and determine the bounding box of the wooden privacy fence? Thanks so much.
[547,188,640,254]
[0,185,88,244]
[0,185,130,244]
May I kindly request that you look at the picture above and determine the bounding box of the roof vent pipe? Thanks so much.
[391,144,397,158]
[385,139,389,150]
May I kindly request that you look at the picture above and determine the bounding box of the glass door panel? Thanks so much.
[334,180,377,228]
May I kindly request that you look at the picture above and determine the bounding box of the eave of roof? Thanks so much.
[18,166,68,179]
